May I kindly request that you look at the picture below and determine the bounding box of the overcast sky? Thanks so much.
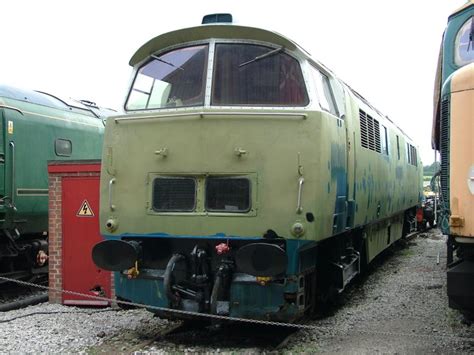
[0,0,466,164]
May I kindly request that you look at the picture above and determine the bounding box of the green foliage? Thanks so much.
[423,161,440,176]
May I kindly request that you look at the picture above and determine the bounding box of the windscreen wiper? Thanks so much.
[239,47,284,68]
[151,55,184,71]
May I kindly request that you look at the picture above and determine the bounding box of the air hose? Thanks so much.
[210,273,223,315]
[163,254,185,306]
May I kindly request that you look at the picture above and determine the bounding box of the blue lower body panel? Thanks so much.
[103,234,316,322]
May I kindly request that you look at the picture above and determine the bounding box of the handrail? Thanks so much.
[9,142,15,206]
[109,178,116,211]
[0,105,24,115]
[296,176,304,214]
[114,111,307,123]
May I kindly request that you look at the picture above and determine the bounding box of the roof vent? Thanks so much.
[202,13,233,24]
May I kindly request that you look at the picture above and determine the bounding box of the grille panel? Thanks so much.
[205,177,250,212]
[359,109,381,153]
[360,110,368,148]
[152,177,196,212]
[374,118,381,153]
[440,97,450,208]
[367,114,375,151]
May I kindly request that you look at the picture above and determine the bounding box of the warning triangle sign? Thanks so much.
[77,200,94,217]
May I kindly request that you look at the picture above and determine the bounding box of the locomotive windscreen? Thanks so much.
[212,43,308,106]
[126,45,208,110]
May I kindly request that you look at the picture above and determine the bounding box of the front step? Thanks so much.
[332,250,360,292]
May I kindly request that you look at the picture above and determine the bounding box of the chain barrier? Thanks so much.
[0,275,314,330]
[1,275,473,343]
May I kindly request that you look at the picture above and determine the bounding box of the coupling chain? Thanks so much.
[1,275,474,344]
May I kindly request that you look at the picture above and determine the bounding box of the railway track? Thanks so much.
[0,276,48,312]
[127,320,301,352]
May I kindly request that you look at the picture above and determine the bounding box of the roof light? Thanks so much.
[202,13,233,24]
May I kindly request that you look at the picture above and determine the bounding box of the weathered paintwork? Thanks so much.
[99,23,422,321]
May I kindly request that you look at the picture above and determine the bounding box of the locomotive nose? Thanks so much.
[92,240,141,271]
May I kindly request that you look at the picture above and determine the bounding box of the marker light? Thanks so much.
[256,276,271,286]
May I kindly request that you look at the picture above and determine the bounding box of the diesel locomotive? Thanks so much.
[0,85,107,283]
[93,15,423,322]
[432,1,474,319]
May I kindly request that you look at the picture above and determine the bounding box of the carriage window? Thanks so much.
[212,44,308,106]
[454,16,474,67]
[55,139,72,157]
[126,45,208,110]
[310,67,338,116]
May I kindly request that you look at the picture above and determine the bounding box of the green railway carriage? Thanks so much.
[0,85,106,280]
[94,16,422,321]
[432,1,474,318]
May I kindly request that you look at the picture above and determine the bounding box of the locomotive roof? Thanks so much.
[0,84,115,118]
[449,0,474,19]
[129,24,414,145]
[130,24,310,66]
[0,85,71,110]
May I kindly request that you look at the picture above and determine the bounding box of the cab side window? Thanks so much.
[310,67,339,116]
[55,139,72,157]
[454,16,474,67]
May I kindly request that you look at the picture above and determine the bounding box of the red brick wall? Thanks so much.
[48,174,62,303]
[48,163,114,304]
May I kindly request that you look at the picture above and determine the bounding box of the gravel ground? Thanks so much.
[285,228,474,354]
[1,228,473,354]
[0,305,166,353]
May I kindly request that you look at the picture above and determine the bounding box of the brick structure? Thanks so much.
[47,160,114,305]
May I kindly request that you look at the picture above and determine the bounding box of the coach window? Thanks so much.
[126,45,208,110]
[396,135,400,160]
[55,139,72,157]
[212,43,308,106]
[454,16,474,67]
[309,67,338,116]
[406,143,411,164]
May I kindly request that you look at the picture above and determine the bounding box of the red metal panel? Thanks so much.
[61,176,111,305]
[48,161,101,174]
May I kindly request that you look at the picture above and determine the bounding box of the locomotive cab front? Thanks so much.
[94,18,421,322]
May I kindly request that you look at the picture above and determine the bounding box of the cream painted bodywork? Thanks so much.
[450,64,474,237]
